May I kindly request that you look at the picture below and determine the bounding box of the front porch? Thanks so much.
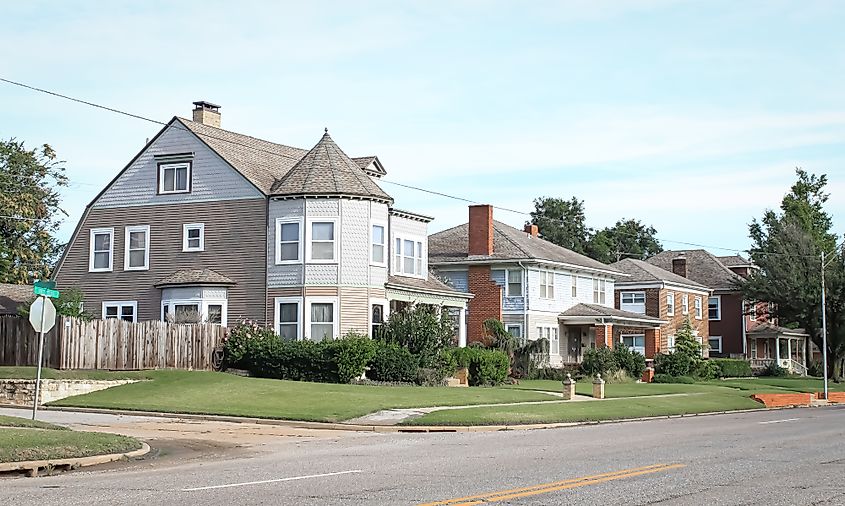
[747,323,809,375]
[558,303,665,364]
[384,275,473,347]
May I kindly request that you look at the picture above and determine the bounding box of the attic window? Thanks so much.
[158,162,191,194]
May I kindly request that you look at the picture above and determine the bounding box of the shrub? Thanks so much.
[526,366,580,381]
[807,360,824,378]
[694,360,720,380]
[653,374,695,384]
[711,358,753,378]
[654,319,706,378]
[581,347,618,376]
[222,321,276,370]
[761,361,788,377]
[323,333,375,383]
[368,342,419,383]
[380,304,455,366]
[446,347,510,386]
[613,345,647,379]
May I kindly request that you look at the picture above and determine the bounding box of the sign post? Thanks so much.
[28,283,58,420]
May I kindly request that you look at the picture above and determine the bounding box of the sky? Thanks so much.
[2,0,844,257]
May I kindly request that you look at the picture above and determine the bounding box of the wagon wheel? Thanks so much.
[211,346,225,371]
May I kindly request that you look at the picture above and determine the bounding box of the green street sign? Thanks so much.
[34,280,56,290]
[33,285,60,298]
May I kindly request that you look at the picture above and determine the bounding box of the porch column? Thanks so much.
[775,336,781,363]
[802,338,807,367]
[458,307,467,348]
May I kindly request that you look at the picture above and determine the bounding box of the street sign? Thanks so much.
[33,285,60,298]
[29,297,57,333]
[34,280,56,290]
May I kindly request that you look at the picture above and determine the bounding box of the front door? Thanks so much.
[567,327,582,363]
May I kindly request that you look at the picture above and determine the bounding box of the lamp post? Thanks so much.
[821,251,829,400]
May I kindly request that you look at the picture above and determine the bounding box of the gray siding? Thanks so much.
[339,200,370,286]
[439,270,469,292]
[94,123,262,208]
[55,199,268,324]
[267,199,305,287]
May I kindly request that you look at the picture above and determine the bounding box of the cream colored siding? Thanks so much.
[340,287,369,335]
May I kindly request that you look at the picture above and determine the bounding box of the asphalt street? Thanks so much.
[2,406,844,505]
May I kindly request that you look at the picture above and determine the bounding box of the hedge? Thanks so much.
[448,347,510,386]
[368,342,419,383]
[653,374,695,384]
[711,358,753,378]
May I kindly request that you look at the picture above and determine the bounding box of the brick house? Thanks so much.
[646,250,808,373]
[429,205,662,366]
[609,258,711,359]
[53,101,471,341]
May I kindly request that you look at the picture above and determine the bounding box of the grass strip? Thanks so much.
[0,428,141,463]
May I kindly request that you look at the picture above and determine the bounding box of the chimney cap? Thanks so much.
[192,100,221,111]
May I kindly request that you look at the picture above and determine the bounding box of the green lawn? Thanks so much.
[45,370,558,422]
[0,414,67,430]
[0,427,141,463]
[403,392,763,426]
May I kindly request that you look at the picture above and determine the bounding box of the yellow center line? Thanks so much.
[417,463,686,506]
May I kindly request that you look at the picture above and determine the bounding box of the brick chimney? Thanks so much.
[192,101,221,128]
[524,223,539,238]
[468,205,494,256]
[672,253,687,278]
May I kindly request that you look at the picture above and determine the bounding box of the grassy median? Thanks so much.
[0,415,141,463]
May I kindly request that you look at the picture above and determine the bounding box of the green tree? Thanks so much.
[380,304,455,367]
[587,218,663,263]
[743,169,845,380]
[0,139,68,283]
[529,196,590,255]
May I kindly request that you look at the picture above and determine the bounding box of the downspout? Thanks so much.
[264,197,270,328]
[302,199,308,341]
[518,261,528,338]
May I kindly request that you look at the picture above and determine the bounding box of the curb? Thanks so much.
[0,442,150,477]
[37,403,822,433]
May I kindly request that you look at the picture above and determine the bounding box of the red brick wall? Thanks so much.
[657,288,709,351]
[711,293,743,356]
[467,265,502,344]
[596,324,614,349]
[468,205,493,256]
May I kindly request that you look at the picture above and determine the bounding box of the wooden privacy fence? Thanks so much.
[0,315,227,371]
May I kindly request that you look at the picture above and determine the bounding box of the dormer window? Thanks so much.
[158,162,191,194]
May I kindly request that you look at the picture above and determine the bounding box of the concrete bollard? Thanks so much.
[592,373,606,400]
[562,373,576,400]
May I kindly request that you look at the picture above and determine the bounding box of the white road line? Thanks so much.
[758,418,800,425]
[181,469,363,492]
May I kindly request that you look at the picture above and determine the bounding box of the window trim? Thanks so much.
[592,278,607,304]
[306,218,338,264]
[539,270,555,299]
[89,227,115,273]
[102,301,137,322]
[157,161,192,194]
[369,297,389,338]
[708,295,721,321]
[537,325,559,354]
[392,234,426,278]
[505,268,523,297]
[709,335,723,354]
[274,296,302,340]
[305,297,339,341]
[123,225,150,271]
[276,217,304,264]
[571,275,578,298]
[620,333,646,355]
[682,294,690,315]
[694,296,703,320]
[161,298,227,325]
[666,291,675,316]
[182,223,205,252]
[620,291,646,314]
[506,323,523,339]
[370,222,387,267]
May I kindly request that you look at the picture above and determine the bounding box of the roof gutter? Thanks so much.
[430,258,626,278]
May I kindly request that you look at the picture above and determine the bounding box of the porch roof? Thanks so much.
[385,274,472,308]
[747,322,808,339]
[558,303,664,327]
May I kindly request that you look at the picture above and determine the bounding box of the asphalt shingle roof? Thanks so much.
[428,220,621,274]
[351,156,386,177]
[610,258,708,290]
[270,132,393,202]
[155,269,235,288]
[0,283,31,315]
[386,274,472,298]
[560,303,663,322]
[717,255,753,267]
[646,250,743,291]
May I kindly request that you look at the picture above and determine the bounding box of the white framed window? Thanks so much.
[306,297,338,342]
[274,297,301,340]
[158,162,191,194]
[506,324,523,339]
[89,227,114,272]
[306,219,337,262]
[593,278,606,304]
[621,334,645,355]
[708,336,722,354]
[620,291,646,314]
[371,223,386,266]
[538,326,559,354]
[161,299,227,325]
[666,292,675,316]
[124,225,150,271]
[394,236,425,276]
[183,223,205,252]
[539,270,555,299]
[694,296,703,319]
[747,301,757,322]
[571,275,578,298]
[276,218,303,264]
[750,338,757,359]
[506,269,522,297]
[102,301,137,322]
[666,334,676,352]
[370,298,388,338]
[708,295,721,320]
[682,294,689,315]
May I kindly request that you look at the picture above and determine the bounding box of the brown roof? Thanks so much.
[155,269,235,288]
[559,303,663,324]
[270,132,393,202]
[351,156,387,177]
[0,284,31,315]
[428,220,620,274]
[646,250,743,291]
[177,118,307,194]
[610,258,709,290]
[717,255,754,268]
[386,274,472,298]
[747,322,808,337]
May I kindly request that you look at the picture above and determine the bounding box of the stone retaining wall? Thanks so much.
[0,379,137,406]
